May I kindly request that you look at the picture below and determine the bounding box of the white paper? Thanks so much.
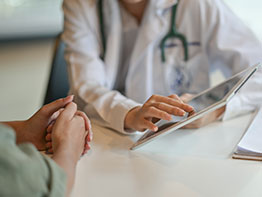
[237,108,262,154]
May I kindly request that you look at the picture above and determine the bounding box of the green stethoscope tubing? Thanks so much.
[98,0,106,60]
[160,2,188,62]
[97,0,188,62]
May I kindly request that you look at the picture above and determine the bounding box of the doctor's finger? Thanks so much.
[152,96,193,112]
[168,94,183,102]
[141,119,158,132]
[144,106,172,121]
[151,102,186,116]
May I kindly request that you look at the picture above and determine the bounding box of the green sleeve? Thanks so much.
[0,124,66,197]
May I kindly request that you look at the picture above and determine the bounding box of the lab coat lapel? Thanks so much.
[126,0,178,102]
[104,0,122,89]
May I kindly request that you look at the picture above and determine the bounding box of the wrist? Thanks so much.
[3,121,25,132]
[3,121,28,143]
[54,141,82,163]
[53,144,79,164]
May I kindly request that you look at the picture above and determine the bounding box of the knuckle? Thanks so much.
[170,94,178,98]
[162,111,169,117]
[172,107,182,114]
[147,106,155,113]
[155,102,162,109]
[76,115,84,122]
[56,98,64,103]
[143,103,150,109]
[171,107,178,114]
[149,94,157,100]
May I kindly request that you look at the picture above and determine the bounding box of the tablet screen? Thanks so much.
[188,74,241,113]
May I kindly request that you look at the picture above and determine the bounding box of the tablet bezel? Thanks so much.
[130,63,260,150]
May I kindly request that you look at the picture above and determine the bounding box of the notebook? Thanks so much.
[233,108,262,161]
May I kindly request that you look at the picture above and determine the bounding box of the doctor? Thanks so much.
[62,0,262,134]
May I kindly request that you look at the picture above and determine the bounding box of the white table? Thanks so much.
[72,114,262,197]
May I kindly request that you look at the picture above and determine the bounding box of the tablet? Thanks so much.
[130,63,261,150]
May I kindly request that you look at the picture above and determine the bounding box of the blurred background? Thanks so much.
[0,0,261,121]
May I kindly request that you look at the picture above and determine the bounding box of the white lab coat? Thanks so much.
[62,0,262,134]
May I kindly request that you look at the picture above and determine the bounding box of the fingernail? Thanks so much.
[66,95,74,101]
[179,110,185,116]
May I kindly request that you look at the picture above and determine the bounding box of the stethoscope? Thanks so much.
[97,0,189,62]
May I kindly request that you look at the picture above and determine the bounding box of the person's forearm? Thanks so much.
[52,146,78,197]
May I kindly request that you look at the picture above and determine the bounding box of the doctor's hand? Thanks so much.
[180,93,226,129]
[124,94,194,132]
